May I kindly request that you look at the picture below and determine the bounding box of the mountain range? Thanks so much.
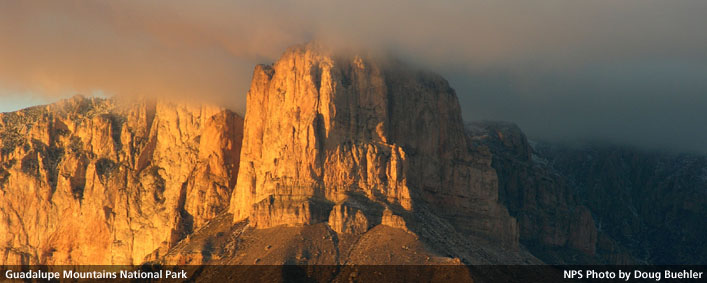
[1,43,704,271]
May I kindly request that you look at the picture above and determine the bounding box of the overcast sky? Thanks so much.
[1,1,706,152]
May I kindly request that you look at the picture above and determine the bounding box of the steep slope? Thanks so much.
[468,121,707,264]
[158,43,539,267]
[228,43,518,243]
[467,122,629,264]
[0,96,243,265]
[535,142,707,264]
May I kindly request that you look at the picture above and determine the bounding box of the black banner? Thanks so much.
[1,265,705,282]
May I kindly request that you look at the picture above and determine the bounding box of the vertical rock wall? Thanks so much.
[0,96,243,265]
[228,43,518,245]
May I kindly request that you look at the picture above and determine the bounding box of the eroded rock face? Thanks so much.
[535,142,707,264]
[0,96,243,265]
[465,121,707,264]
[228,43,518,246]
[328,203,369,234]
[467,121,603,263]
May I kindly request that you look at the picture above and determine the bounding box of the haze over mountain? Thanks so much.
[1,44,704,273]
[2,1,707,153]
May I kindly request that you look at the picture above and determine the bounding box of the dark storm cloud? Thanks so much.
[1,0,706,152]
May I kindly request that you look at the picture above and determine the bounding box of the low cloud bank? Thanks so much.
[1,1,706,152]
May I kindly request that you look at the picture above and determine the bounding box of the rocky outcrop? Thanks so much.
[467,122,602,263]
[468,121,707,265]
[228,43,519,247]
[0,96,243,265]
[328,203,369,234]
[535,142,707,264]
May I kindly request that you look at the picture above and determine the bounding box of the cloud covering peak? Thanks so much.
[1,0,706,152]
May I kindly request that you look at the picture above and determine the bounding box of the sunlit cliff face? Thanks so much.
[0,96,243,265]
[227,44,520,250]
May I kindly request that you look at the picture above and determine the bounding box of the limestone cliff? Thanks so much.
[468,121,707,265]
[228,43,519,247]
[534,142,707,264]
[0,96,243,265]
[467,122,604,263]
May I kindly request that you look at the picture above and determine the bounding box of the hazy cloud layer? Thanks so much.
[1,1,706,152]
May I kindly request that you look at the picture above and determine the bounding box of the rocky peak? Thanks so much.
[466,121,532,162]
[228,43,519,246]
